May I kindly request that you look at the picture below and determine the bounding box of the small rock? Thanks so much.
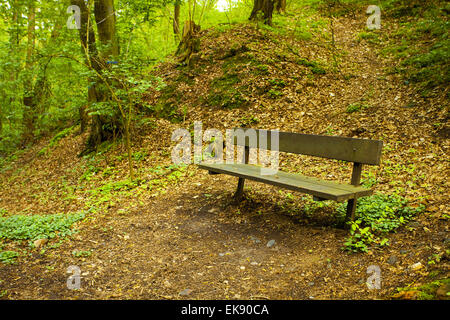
[33,239,48,248]
[409,262,423,271]
[387,255,398,265]
[250,236,261,244]
[179,289,192,296]
[267,240,276,248]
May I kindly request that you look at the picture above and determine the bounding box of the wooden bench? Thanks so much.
[198,128,383,222]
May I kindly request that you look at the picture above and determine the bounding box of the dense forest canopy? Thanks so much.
[0,0,447,157]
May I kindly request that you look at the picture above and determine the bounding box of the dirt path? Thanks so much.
[2,166,446,299]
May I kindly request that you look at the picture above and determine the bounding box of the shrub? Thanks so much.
[338,193,425,253]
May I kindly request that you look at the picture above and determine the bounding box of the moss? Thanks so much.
[356,31,381,45]
[268,89,283,98]
[205,72,247,109]
[395,278,450,300]
[153,84,183,122]
[297,58,327,75]
[254,64,270,75]
[417,278,450,300]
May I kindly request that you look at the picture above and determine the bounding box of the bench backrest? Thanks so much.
[232,128,383,165]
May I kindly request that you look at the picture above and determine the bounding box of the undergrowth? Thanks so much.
[338,193,425,253]
[0,212,85,243]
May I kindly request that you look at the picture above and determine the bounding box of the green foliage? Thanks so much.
[395,278,450,300]
[72,250,92,258]
[132,150,148,162]
[0,208,8,217]
[382,2,449,90]
[0,212,85,242]
[339,193,425,253]
[0,250,19,264]
[361,171,378,188]
[356,31,381,45]
[239,115,260,127]
[297,58,326,74]
[268,79,286,88]
[346,103,370,113]
[268,88,283,98]
[255,64,270,74]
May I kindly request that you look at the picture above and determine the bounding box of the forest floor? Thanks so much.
[0,9,449,300]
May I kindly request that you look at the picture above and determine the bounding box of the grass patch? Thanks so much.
[382,2,449,90]
[356,31,381,45]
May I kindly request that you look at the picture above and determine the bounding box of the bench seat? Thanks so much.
[199,163,373,202]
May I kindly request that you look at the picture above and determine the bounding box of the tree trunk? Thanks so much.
[78,0,120,154]
[173,0,181,37]
[275,0,286,13]
[22,1,36,145]
[71,0,100,135]
[94,0,119,58]
[249,0,275,26]
[176,20,201,67]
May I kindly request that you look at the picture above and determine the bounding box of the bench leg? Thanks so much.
[346,198,357,222]
[234,178,245,201]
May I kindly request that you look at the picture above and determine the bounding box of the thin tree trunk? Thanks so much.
[8,0,20,120]
[92,0,120,148]
[71,0,100,134]
[173,0,181,37]
[22,1,36,145]
[275,0,286,13]
[79,0,121,155]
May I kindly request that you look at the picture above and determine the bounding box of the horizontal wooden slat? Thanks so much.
[199,163,373,201]
[231,128,383,165]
